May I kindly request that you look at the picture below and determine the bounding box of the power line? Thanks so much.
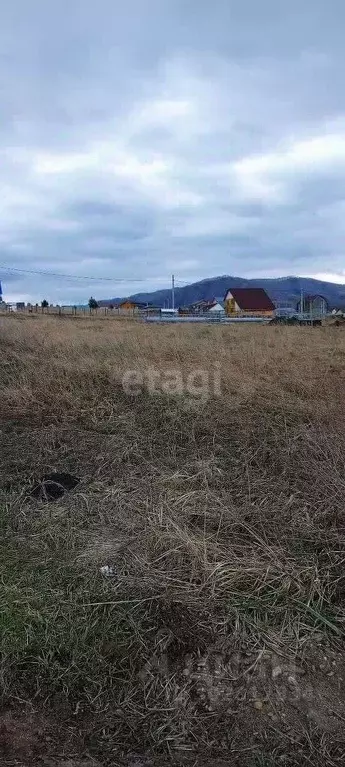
[0,264,169,283]
[0,265,321,294]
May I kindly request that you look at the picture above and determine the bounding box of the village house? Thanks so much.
[118,300,148,312]
[182,298,225,315]
[117,300,161,315]
[206,301,225,313]
[224,288,275,317]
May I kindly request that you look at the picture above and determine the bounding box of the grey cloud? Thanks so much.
[1,0,345,302]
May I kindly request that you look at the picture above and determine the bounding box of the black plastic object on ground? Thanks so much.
[30,472,80,501]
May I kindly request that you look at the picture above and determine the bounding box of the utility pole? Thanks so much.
[300,286,304,317]
[172,274,175,311]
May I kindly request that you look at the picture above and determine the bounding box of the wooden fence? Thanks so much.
[0,305,142,319]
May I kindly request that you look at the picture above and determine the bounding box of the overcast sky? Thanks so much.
[1,1,345,303]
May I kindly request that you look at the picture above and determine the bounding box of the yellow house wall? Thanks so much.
[119,302,136,310]
[224,299,273,317]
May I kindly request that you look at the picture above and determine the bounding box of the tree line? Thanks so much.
[39,297,99,310]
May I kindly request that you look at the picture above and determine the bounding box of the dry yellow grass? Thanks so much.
[1,314,345,766]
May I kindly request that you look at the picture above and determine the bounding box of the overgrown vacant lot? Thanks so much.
[2,315,345,766]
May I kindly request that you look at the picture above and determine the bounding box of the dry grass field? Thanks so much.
[2,314,345,766]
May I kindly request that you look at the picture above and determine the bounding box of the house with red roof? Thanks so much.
[224,288,275,318]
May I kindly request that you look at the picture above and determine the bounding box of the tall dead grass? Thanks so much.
[1,314,345,766]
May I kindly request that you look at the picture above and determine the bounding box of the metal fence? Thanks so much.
[143,314,271,324]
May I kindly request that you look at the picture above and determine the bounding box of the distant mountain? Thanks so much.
[100,275,345,310]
